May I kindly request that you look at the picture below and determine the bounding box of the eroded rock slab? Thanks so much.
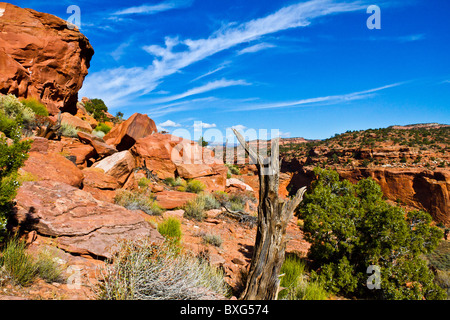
[14,181,164,259]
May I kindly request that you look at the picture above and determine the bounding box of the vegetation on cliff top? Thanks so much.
[279,125,449,169]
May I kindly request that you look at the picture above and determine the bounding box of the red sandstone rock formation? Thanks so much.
[104,113,158,151]
[0,2,94,115]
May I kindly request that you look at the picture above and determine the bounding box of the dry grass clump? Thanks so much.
[96,238,230,300]
[0,238,64,286]
[114,189,164,216]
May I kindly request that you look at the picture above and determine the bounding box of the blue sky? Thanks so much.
[11,0,450,141]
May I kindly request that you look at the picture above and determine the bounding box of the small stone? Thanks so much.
[231,258,246,265]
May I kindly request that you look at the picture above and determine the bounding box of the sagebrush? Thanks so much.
[96,239,230,300]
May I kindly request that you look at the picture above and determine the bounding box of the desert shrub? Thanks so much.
[229,199,245,212]
[96,239,230,300]
[184,196,207,221]
[425,240,450,298]
[0,94,35,128]
[84,98,109,122]
[0,94,27,119]
[297,167,445,300]
[114,190,164,216]
[137,177,152,189]
[213,191,250,212]
[225,163,240,175]
[426,240,450,271]
[201,233,223,247]
[183,193,220,221]
[0,111,19,139]
[92,130,106,139]
[186,179,206,194]
[0,238,38,286]
[21,97,48,116]
[163,177,175,186]
[95,123,112,134]
[361,159,370,167]
[0,123,31,241]
[213,191,229,205]
[59,123,79,138]
[34,247,64,283]
[227,193,248,212]
[278,253,329,300]
[201,193,221,210]
[163,177,186,188]
[283,278,329,300]
[157,217,182,245]
[280,254,306,290]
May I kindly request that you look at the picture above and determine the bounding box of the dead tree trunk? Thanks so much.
[232,129,307,300]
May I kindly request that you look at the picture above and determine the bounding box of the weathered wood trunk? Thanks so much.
[232,129,306,300]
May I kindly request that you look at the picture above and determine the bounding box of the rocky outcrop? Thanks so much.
[92,150,135,186]
[195,164,228,192]
[0,3,94,115]
[61,140,96,166]
[82,167,118,190]
[337,167,450,226]
[77,131,117,158]
[131,133,227,191]
[13,180,164,259]
[226,178,254,192]
[22,151,84,188]
[155,190,197,210]
[104,113,157,151]
[61,113,93,133]
[81,167,118,203]
[284,160,450,226]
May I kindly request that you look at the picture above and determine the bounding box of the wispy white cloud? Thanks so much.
[113,0,192,15]
[230,124,247,131]
[150,79,250,104]
[146,97,217,118]
[159,120,182,127]
[234,82,404,111]
[368,33,426,43]
[81,0,366,108]
[194,121,217,131]
[237,42,275,55]
[191,62,230,82]
[111,40,133,61]
[398,34,426,42]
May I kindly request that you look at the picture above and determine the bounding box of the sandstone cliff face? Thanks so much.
[0,2,94,115]
[284,162,450,226]
[338,168,450,226]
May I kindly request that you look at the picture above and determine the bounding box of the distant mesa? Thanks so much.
[388,123,450,130]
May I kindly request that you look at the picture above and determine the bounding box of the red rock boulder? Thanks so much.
[155,190,197,210]
[131,133,226,189]
[0,3,94,115]
[14,180,164,259]
[61,113,93,133]
[92,150,135,186]
[104,113,157,151]
[22,151,84,188]
[77,131,117,158]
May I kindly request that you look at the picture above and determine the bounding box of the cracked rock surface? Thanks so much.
[13,180,164,259]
